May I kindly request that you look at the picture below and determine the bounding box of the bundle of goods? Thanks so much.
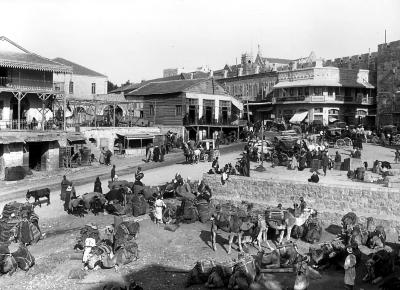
[74,224,100,250]
[177,199,198,224]
[196,199,210,223]
[108,180,134,190]
[0,243,35,275]
[0,202,41,246]
[131,194,148,217]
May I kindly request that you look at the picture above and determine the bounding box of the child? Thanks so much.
[154,195,166,225]
[395,149,400,163]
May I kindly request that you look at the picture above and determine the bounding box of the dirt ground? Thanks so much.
[0,211,390,290]
[0,143,398,289]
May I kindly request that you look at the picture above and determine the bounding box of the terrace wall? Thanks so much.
[204,173,400,237]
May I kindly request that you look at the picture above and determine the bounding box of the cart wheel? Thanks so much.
[336,139,345,148]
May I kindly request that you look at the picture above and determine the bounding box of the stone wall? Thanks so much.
[204,174,400,236]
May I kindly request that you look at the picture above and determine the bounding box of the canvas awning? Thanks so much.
[25,135,60,142]
[289,111,308,124]
[0,136,25,144]
[117,133,154,140]
[329,117,338,123]
[67,134,87,143]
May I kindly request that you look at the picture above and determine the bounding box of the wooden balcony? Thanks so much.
[0,77,64,93]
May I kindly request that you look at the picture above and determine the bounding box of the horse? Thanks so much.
[263,208,315,245]
[192,149,201,164]
[210,210,257,254]
[26,188,50,207]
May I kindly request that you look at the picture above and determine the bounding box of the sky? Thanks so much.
[1,0,400,85]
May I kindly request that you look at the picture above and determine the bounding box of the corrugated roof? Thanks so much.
[0,136,24,144]
[52,57,107,77]
[25,134,60,142]
[110,74,189,94]
[127,79,207,96]
[117,133,154,140]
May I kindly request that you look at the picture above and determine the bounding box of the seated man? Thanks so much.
[308,171,319,183]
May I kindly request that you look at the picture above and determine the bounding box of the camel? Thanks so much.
[264,208,315,245]
[210,211,256,254]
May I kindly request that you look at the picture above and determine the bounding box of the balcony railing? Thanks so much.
[272,94,375,104]
[0,119,63,131]
[183,116,238,126]
[0,77,64,93]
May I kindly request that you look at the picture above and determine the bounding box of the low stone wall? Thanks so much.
[203,174,400,237]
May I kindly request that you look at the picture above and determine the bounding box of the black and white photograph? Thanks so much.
[0,0,400,289]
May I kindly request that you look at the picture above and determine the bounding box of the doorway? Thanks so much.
[188,105,196,124]
[221,107,228,124]
[205,107,213,124]
[28,142,48,171]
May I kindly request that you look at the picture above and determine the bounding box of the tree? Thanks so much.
[107,80,118,92]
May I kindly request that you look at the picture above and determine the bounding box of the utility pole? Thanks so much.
[255,119,266,172]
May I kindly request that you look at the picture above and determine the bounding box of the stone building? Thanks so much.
[53,57,108,99]
[272,60,376,126]
[376,40,400,126]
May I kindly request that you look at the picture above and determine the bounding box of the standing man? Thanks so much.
[134,166,144,186]
[344,246,357,290]
[321,151,329,176]
[212,157,219,173]
[111,165,116,182]
[60,175,71,202]
[64,184,76,212]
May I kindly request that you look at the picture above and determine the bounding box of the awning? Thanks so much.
[329,117,338,123]
[67,134,87,143]
[25,135,60,142]
[0,136,25,144]
[117,133,154,140]
[289,111,308,124]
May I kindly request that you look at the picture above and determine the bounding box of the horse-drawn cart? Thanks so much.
[198,139,220,162]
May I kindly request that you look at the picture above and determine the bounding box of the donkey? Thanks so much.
[26,188,50,207]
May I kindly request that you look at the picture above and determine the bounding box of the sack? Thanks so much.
[105,203,125,216]
[2,202,33,220]
[197,200,210,223]
[131,194,147,217]
[181,200,198,223]
[217,260,236,278]
[0,220,19,244]
[12,245,35,271]
[133,184,144,195]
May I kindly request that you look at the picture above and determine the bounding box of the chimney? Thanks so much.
[238,68,243,77]
[255,65,260,74]
[223,70,228,78]
[209,70,214,78]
